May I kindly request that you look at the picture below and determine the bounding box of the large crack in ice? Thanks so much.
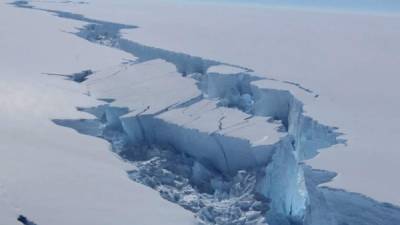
[11,1,249,76]
[12,1,400,225]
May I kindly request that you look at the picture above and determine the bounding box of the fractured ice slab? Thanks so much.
[152,99,287,173]
[159,99,283,147]
[81,59,311,224]
[86,59,201,114]
[85,59,287,174]
[74,57,305,224]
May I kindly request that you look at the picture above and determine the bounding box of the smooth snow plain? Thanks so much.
[1,0,400,225]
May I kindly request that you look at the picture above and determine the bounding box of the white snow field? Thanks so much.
[1,0,400,225]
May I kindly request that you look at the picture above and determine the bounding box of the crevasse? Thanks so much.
[54,69,340,224]
[12,1,400,225]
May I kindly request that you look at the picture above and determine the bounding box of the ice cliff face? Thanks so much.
[12,1,400,225]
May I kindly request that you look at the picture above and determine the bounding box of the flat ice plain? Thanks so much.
[1,0,400,225]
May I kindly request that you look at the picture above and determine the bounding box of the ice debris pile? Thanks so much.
[55,105,270,225]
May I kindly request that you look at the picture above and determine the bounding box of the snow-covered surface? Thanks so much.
[0,3,194,225]
[30,0,400,205]
[2,0,400,225]
[87,59,201,115]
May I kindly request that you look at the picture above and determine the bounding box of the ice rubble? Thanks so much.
[12,1,400,225]
[55,111,270,225]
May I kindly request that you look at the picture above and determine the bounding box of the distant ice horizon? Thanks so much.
[171,0,400,14]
